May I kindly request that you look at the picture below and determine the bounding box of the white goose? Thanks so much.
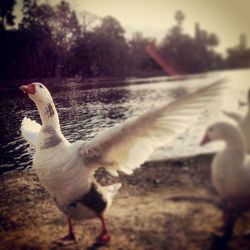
[200,122,250,209]
[200,121,250,248]
[223,89,250,153]
[20,80,223,246]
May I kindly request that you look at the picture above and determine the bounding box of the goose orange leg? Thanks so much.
[54,217,77,245]
[95,214,110,245]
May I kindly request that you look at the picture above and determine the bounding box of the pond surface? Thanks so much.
[0,69,249,174]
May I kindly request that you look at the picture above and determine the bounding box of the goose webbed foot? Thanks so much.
[87,233,110,250]
[53,232,77,246]
[95,231,111,246]
[53,217,77,246]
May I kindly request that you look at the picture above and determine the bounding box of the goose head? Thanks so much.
[200,122,241,146]
[20,82,59,127]
[20,83,53,105]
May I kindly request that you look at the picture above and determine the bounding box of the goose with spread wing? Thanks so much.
[20,80,224,246]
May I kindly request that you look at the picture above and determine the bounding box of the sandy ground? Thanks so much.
[1,154,250,250]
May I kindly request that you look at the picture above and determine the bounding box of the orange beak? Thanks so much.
[19,84,36,95]
[200,133,210,146]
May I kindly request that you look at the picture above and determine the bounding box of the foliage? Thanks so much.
[69,16,130,77]
[128,32,160,74]
[0,4,249,81]
[0,0,16,30]
[158,10,223,73]
[226,46,250,69]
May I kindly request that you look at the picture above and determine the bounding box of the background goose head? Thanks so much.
[200,122,227,145]
[200,122,243,146]
[20,83,53,105]
[200,121,246,154]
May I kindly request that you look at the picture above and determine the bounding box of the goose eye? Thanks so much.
[39,85,43,88]
[209,127,213,132]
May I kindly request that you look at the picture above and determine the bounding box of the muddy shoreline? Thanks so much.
[0,154,250,250]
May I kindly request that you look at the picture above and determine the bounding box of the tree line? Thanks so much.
[0,0,250,82]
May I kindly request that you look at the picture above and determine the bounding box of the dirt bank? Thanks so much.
[0,154,250,250]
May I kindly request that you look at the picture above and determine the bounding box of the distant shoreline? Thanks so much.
[0,70,211,89]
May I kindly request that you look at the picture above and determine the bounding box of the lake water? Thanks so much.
[0,69,249,174]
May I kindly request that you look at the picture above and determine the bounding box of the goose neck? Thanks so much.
[224,130,245,159]
[36,101,60,129]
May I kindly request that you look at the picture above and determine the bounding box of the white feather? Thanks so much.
[79,79,226,176]
[21,117,41,147]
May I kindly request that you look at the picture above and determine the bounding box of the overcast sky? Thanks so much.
[15,0,250,54]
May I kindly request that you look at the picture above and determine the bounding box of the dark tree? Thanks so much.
[159,11,222,73]
[0,0,16,30]
[0,28,58,80]
[51,1,81,50]
[80,10,99,36]
[19,0,82,78]
[0,0,58,80]
[224,34,250,69]
[175,10,185,28]
[69,16,132,78]
[50,1,81,77]
[128,32,160,75]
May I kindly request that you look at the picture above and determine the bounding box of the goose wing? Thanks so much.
[21,117,41,147]
[79,79,225,176]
